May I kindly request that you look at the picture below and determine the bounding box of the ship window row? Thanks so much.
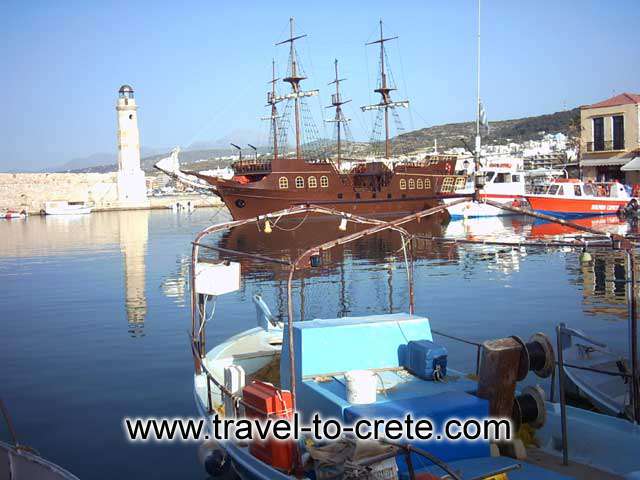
[278,176,329,189]
[440,176,456,193]
[399,178,432,190]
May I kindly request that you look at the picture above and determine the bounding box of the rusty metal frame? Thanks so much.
[189,195,640,479]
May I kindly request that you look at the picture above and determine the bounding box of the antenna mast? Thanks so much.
[276,17,319,161]
[326,59,351,170]
[475,0,482,177]
[361,20,408,159]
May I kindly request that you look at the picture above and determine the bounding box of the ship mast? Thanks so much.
[326,59,351,170]
[276,17,319,161]
[361,20,409,159]
[263,59,281,161]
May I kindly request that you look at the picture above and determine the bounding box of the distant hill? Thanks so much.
[56,152,118,172]
[65,108,581,173]
[395,108,580,152]
[55,146,166,173]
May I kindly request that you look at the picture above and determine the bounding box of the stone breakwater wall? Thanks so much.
[0,172,225,213]
[0,172,119,213]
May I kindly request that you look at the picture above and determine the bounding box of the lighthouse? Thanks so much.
[116,85,148,205]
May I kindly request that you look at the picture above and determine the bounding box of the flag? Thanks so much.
[479,100,489,133]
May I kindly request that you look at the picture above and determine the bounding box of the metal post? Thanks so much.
[626,250,640,424]
[286,266,303,478]
[556,323,569,466]
[408,238,415,315]
[549,358,556,403]
[198,293,206,358]
[207,375,213,414]
[404,449,416,480]
[0,399,19,446]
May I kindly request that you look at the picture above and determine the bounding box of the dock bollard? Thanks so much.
[476,337,523,418]
[477,333,554,419]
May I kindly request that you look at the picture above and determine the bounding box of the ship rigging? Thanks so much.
[154,18,463,220]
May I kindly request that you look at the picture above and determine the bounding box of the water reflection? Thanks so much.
[119,210,149,336]
[208,215,456,320]
[0,213,120,257]
[444,216,535,276]
[529,215,630,238]
[161,255,191,307]
[570,251,629,320]
[2,208,638,480]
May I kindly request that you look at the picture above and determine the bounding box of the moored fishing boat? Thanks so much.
[558,324,633,419]
[187,203,640,480]
[446,158,526,219]
[524,179,634,218]
[2,210,27,220]
[43,201,92,216]
[1,401,80,480]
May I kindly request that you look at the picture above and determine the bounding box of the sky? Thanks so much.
[1,0,639,171]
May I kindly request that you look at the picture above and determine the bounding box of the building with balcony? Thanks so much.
[580,93,640,184]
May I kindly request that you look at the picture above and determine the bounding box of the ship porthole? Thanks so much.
[235,199,246,208]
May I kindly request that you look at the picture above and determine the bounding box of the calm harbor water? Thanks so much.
[1,208,636,479]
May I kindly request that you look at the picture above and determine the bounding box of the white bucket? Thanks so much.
[345,370,377,404]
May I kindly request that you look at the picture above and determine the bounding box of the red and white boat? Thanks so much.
[445,158,527,219]
[524,179,634,218]
[2,210,27,220]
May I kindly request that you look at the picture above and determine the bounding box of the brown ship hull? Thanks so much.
[214,186,444,219]
[191,157,463,221]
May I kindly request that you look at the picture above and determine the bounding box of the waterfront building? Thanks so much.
[580,93,640,184]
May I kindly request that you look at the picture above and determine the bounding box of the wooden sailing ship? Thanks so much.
[164,19,464,220]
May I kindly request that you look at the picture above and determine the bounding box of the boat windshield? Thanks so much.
[548,185,560,195]
[494,173,511,183]
[583,183,597,196]
[484,171,495,182]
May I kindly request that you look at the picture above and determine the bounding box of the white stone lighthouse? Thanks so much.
[116,85,148,205]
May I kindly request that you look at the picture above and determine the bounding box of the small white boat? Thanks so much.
[0,441,80,480]
[1,400,80,480]
[445,159,527,219]
[560,324,632,419]
[43,201,92,216]
[2,210,27,220]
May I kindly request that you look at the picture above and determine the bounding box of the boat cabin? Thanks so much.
[540,179,630,199]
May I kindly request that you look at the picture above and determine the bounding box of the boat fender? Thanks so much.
[198,439,234,478]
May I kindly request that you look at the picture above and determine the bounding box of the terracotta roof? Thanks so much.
[583,93,640,109]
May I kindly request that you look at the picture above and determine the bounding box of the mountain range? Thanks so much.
[61,108,580,173]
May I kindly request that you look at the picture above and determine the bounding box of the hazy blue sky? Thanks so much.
[2,0,639,171]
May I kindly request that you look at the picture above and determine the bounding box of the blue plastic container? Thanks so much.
[403,340,448,380]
